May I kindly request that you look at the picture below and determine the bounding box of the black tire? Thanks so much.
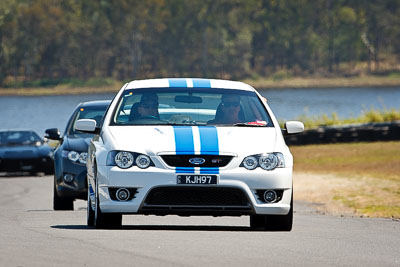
[44,170,54,176]
[250,192,293,232]
[87,185,95,227]
[53,183,74,210]
[265,193,293,231]
[250,214,267,229]
[94,182,122,229]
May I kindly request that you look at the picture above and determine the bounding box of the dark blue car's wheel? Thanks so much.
[53,182,74,211]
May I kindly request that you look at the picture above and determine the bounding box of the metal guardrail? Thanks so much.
[284,121,400,145]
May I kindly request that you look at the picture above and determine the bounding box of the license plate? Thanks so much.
[21,165,33,171]
[177,175,218,184]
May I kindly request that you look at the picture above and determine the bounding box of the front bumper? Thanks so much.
[55,158,87,199]
[0,157,53,173]
[95,165,293,216]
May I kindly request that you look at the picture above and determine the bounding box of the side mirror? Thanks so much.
[283,121,304,135]
[74,119,98,134]
[45,128,62,140]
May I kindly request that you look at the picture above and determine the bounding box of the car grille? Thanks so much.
[160,155,233,167]
[4,150,35,158]
[142,187,251,208]
[0,158,51,172]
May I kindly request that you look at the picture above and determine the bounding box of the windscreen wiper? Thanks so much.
[164,122,198,126]
[233,122,267,127]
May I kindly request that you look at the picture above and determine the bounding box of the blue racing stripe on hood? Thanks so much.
[173,126,220,175]
[198,126,219,174]
[199,167,219,174]
[173,126,194,154]
[176,167,195,174]
[199,126,219,155]
[173,126,194,173]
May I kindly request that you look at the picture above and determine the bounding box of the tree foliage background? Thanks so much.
[1,0,399,85]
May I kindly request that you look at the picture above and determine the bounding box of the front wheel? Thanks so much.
[265,202,293,231]
[53,183,74,211]
[94,183,122,229]
[250,214,267,229]
[250,193,293,231]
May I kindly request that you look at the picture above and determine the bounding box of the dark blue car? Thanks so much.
[45,100,110,210]
[0,130,53,175]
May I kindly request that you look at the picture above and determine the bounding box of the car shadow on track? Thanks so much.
[0,172,48,178]
[50,224,267,232]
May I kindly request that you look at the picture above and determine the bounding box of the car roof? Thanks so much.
[125,78,255,92]
[79,100,111,108]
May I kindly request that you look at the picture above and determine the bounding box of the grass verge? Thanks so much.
[291,141,400,218]
[290,109,400,129]
[0,79,122,96]
[1,75,400,96]
[244,75,400,89]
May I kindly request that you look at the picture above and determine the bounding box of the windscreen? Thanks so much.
[68,106,108,134]
[0,131,41,146]
[111,88,273,127]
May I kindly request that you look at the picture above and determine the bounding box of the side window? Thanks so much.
[65,110,79,135]
[115,95,141,123]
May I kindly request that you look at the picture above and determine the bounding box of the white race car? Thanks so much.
[75,78,304,230]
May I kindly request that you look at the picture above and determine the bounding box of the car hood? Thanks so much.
[108,126,277,156]
[65,134,92,152]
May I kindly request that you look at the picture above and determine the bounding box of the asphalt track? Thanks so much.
[0,175,399,267]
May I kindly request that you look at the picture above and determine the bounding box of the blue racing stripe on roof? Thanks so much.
[192,79,211,88]
[168,79,187,87]
[198,126,219,174]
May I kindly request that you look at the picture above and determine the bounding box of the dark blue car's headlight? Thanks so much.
[62,150,88,164]
[107,151,154,169]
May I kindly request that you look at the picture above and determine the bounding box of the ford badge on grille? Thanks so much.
[189,157,206,165]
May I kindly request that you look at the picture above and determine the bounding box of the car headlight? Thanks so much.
[63,150,88,164]
[242,156,258,170]
[115,151,134,169]
[67,151,80,162]
[136,155,151,169]
[259,154,278,170]
[107,151,154,169]
[275,153,285,168]
[241,153,285,171]
[79,152,88,164]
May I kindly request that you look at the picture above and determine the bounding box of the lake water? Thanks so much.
[261,87,400,122]
[0,87,399,136]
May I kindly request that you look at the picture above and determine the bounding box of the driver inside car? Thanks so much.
[130,93,160,120]
[207,94,244,125]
